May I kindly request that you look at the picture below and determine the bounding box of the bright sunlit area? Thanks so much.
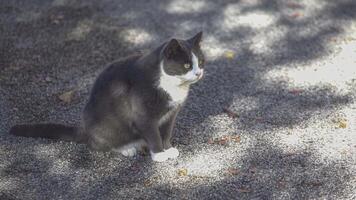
[0,0,355,199]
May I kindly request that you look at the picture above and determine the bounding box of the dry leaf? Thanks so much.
[286,2,303,9]
[208,135,241,145]
[249,166,257,174]
[227,168,239,175]
[207,138,215,144]
[224,51,235,59]
[338,119,347,128]
[255,117,264,122]
[219,139,227,145]
[290,12,302,19]
[289,89,303,95]
[223,107,239,118]
[231,135,241,143]
[144,180,153,187]
[178,168,188,176]
[237,188,251,193]
[51,14,64,25]
[58,90,75,103]
[333,118,347,128]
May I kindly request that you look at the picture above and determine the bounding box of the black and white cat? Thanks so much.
[10,32,205,162]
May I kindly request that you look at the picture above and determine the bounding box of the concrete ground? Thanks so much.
[1,0,356,199]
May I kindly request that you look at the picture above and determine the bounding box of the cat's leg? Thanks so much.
[159,111,180,159]
[137,121,170,162]
[114,139,146,157]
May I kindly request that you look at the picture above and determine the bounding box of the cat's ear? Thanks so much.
[188,31,203,47]
[163,39,184,58]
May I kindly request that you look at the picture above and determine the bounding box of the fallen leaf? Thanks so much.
[237,188,251,193]
[255,117,264,122]
[50,14,64,25]
[58,90,75,103]
[286,2,303,9]
[227,168,239,175]
[333,118,347,128]
[223,107,239,118]
[338,119,347,128]
[219,139,227,145]
[207,138,215,144]
[289,89,303,95]
[290,12,302,19]
[249,166,257,174]
[207,135,241,145]
[230,135,241,143]
[178,168,188,176]
[224,51,235,60]
[143,180,153,187]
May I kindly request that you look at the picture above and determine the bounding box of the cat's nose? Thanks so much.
[195,70,202,77]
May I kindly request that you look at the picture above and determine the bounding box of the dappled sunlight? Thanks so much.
[2,0,356,198]
[250,26,288,54]
[121,28,153,46]
[67,20,93,41]
[177,149,238,176]
[201,35,229,60]
[264,39,356,88]
[222,3,277,30]
[165,0,212,14]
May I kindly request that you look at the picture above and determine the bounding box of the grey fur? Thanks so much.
[10,32,205,157]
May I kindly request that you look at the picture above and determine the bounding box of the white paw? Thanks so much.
[150,151,169,162]
[164,147,179,159]
[120,147,137,157]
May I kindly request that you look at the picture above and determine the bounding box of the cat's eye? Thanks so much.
[199,60,203,65]
[184,63,191,69]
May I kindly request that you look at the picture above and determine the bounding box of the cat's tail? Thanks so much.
[9,123,84,143]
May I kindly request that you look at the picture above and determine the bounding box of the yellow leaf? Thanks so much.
[58,90,75,103]
[224,51,235,59]
[333,118,347,128]
[177,168,188,176]
[338,119,347,128]
[227,168,239,175]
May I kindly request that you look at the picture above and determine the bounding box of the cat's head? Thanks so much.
[160,32,205,85]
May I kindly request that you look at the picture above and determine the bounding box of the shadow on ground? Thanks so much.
[0,0,355,199]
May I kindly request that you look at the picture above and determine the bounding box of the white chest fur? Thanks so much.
[158,62,189,104]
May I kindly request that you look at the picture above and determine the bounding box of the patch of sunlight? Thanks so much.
[67,20,93,41]
[265,40,356,88]
[233,96,260,113]
[177,20,201,33]
[48,159,71,175]
[317,106,356,161]
[165,0,212,14]
[279,133,303,148]
[250,27,288,54]
[178,149,237,176]
[0,178,18,190]
[121,28,153,45]
[16,11,40,22]
[222,4,277,30]
[201,35,228,60]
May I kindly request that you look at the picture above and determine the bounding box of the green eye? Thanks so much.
[184,63,191,69]
[199,60,203,65]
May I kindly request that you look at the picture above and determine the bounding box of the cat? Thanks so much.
[10,32,205,162]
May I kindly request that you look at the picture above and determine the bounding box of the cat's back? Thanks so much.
[91,54,143,95]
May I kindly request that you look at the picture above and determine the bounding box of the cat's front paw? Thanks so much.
[150,151,169,162]
[164,147,179,159]
[120,147,137,157]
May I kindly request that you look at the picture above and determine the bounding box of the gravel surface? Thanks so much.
[1,0,356,199]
